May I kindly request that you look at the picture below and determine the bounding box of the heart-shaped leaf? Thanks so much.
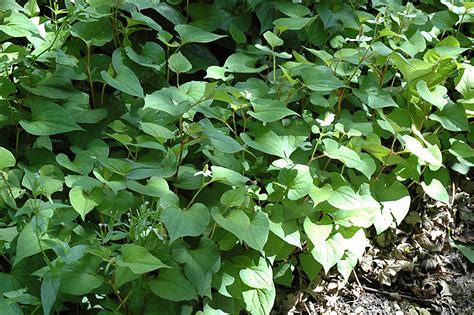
[161,203,210,242]
[416,80,448,109]
[69,186,98,220]
[211,208,269,252]
[0,147,15,170]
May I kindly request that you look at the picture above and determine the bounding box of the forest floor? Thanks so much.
[274,175,473,314]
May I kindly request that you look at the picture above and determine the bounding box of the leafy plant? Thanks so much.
[0,0,472,314]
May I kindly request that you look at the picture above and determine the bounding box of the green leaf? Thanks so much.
[353,86,399,109]
[299,254,322,281]
[373,180,411,233]
[125,42,165,71]
[278,164,313,200]
[41,273,60,315]
[56,152,93,175]
[114,266,140,289]
[421,169,450,204]
[310,232,345,274]
[0,227,18,242]
[240,257,275,315]
[273,17,312,32]
[0,147,15,170]
[24,0,40,17]
[268,218,301,248]
[337,229,366,279]
[201,119,243,153]
[139,122,175,141]
[149,268,197,302]
[304,216,332,248]
[69,186,99,220]
[205,66,234,81]
[308,184,333,206]
[168,51,192,74]
[220,187,247,208]
[127,177,170,197]
[239,257,273,289]
[19,99,82,136]
[431,10,458,31]
[301,66,345,93]
[116,244,169,274]
[327,186,366,210]
[241,132,305,159]
[211,208,269,252]
[59,256,103,295]
[161,203,210,243]
[416,80,448,109]
[174,238,221,296]
[429,102,469,132]
[70,18,114,46]
[248,99,297,122]
[224,53,268,73]
[449,139,474,167]
[455,65,474,99]
[175,24,226,44]
[421,178,449,205]
[402,135,443,171]
[101,65,144,98]
[211,166,249,187]
[0,0,24,11]
[323,138,376,179]
[144,87,193,115]
[14,223,50,265]
[275,2,310,18]
[263,31,283,47]
[0,11,36,38]
[242,287,275,315]
[451,242,474,263]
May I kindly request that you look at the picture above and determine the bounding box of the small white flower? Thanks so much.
[346,35,372,42]
[194,169,212,177]
[316,112,335,127]
[240,90,253,100]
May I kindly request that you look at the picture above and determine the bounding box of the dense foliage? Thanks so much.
[0,0,472,314]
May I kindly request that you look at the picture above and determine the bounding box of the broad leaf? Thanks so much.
[116,244,169,274]
[201,119,243,153]
[310,232,345,273]
[248,99,297,122]
[70,18,114,46]
[41,273,60,315]
[0,147,15,170]
[20,100,82,136]
[301,66,345,93]
[161,203,210,243]
[69,186,98,220]
[241,132,305,160]
[101,65,144,98]
[175,24,226,44]
[278,164,313,200]
[416,80,448,109]
[429,102,469,132]
[323,139,376,179]
[211,166,249,187]
[211,208,269,252]
[149,269,197,302]
[173,238,220,296]
[168,51,192,74]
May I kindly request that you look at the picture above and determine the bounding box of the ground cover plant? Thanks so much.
[0,0,472,314]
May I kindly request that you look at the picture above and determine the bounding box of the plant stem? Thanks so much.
[186,181,211,209]
[86,45,96,108]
